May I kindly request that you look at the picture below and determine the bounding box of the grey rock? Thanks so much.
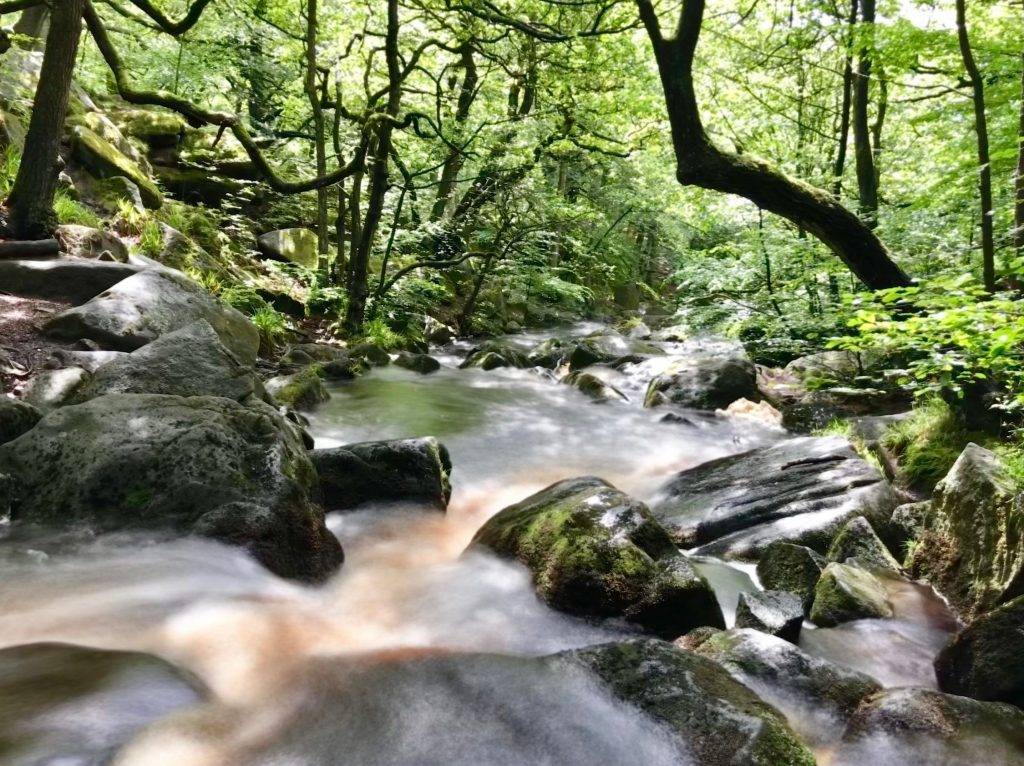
[563,370,628,403]
[265,365,329,411]
[22,367,90,411]
[256,228,319,269]
[393,351,441,375]
[0,397,40,444]
[809,562,894,627]
[756,542,825,610]
[0,257,145,304]
[826,515,901,573]
[735,590,804,642]
[644,339,757,410]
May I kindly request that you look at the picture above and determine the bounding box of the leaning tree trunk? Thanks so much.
[956,0,996,292]
[636,0,910,289]
[6,0,85,239]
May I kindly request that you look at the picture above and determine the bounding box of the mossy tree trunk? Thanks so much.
[636,0,910,290]
[6,0,85,239]
[852,0,879,226]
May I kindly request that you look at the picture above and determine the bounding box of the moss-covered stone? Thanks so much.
[256,227,319,269]
[756,541,826,611]
[460,341,530,370]
[809,562,894,627]
[116,107,186,147]
[734,590,804,642]
[556,639,816,766]
[644,339,757,410]
[394,351,441,375]
[70,126,163,209]
[265,364,329,411]
[563,370,627,403]
[826,515,902,573]
[472,477,724,638]
[349,342,391,367]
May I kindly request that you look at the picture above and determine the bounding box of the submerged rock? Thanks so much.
[563,370,628,403]
[556,639,815,765]
[826,515,901,573]
[0,394,342,581]
[70,320,262,404]
[311,437,452,511]
[460,341,530,370]
[809,562,894,627]
[644,339,757,410]
[394,351,441,375]
[756,541,825,610]
[265,365,330,411]
[528,338,568,368]
[471,477,723,638]
[735,590,804,642]
[909,443,1024,619]
[650,436,898,557]
[934,594,1024,708]
[833,687,1024,766]
[45,269,260,366]
[692,628,881,727]
[0,643,204,766]
[0,397,40,445]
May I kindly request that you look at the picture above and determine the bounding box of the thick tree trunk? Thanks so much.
[458,253,495,333]
[303,0,329,268]
[853,0,878,226]
[344,0,400,333]
[1014,55,1023,259]
[6,0,85,239]
[637,0,909,289]
[956,0,996,291]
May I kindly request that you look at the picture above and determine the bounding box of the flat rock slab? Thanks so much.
[0,257,145,304]
[651,436,898,558]
[44,269,259,365]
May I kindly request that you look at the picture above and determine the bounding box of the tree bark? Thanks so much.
[6,0,85,239]
[303,0,329,266]
[636,0,909,289]
[832,0,858,197]
[430,43,478,222]
[955,0,996,291]
[1015,54,1023,259]
[852,0,878,226]
[344,0,401,333]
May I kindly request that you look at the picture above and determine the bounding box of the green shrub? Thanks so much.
[882,398,968,491]
[53,192,102,228]
[221,284,272,315]
[0,145,19,197]
[138,219,164,257]
[359,317,403,351]
[251,306,291,353]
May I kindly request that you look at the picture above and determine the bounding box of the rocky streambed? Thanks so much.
[0,269,1022,764]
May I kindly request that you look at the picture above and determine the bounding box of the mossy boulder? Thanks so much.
[692,628,881,731]
[528,338,568,368]
[934,594,1024,707]
[265,364,329,411]
[0,257,145,304]
[651,436,899,558]
[70,126,163,209]
[117,107,186,147]
[0,393,342,580]
[909,443,1024,619]
[834,687,1024,765]
[563,370,628,403]
[155,165,247,207]
[321,356,367,380]
[826,515,902,573]
[70,320,263,404]
[810,562,894,627]
[92,175,145,213]
[471,477,724,638]
[755,541,825,611]
[45,269,260,366]
[460,341,530,370]
[394,351,441,375]
[349,342,391,367]
[311,437,452,511]
[281,343,348,365]
[555,639,816,765]
[0,397,40,445]
[256,228,319,269]
[734,590,804,642]
[644,339,757,410]
[56,224,129,262]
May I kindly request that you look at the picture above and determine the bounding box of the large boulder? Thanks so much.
[826,515,901,573]
[690,628,881,741]
[70,125,162,209]
[155,165,247,207]
[393,351,441,375]
[0,397,40,445]
[117,107,186,147]
[0,394,343,581]
[460,341,530,370]
[45,269,260,366]
[909,443,1024,619]
[833,687,1024,766]
[0,257,145,304]
[70,320,262,404]
[644,339,757,410]
[471,477,723,638]
[311,437,452,511]
[0,643,204,766]
[265,365,330,410]
[934,594,1024,707]
[257,228,319,269]
[734,590,803,642]
[650,436,899,557]
[555,639,815,765]
[809,562,894,626]
[755,541,825,610]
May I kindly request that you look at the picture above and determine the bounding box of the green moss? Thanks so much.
[882,398,969,491]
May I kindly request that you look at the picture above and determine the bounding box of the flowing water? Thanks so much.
[0,327,1003,765]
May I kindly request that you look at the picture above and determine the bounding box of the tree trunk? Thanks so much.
[6,0,85,239]
[853,0,878,226]
[344,0,400,333]
[832,0,858,197]
[430,43,478,222]
[636,0,910,289]
[956,0,996,291]
[1014,54,1023,259]
[458,253,495,333]
[303,0,329,268]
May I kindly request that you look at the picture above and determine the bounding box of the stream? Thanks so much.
[0,325,993,765]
